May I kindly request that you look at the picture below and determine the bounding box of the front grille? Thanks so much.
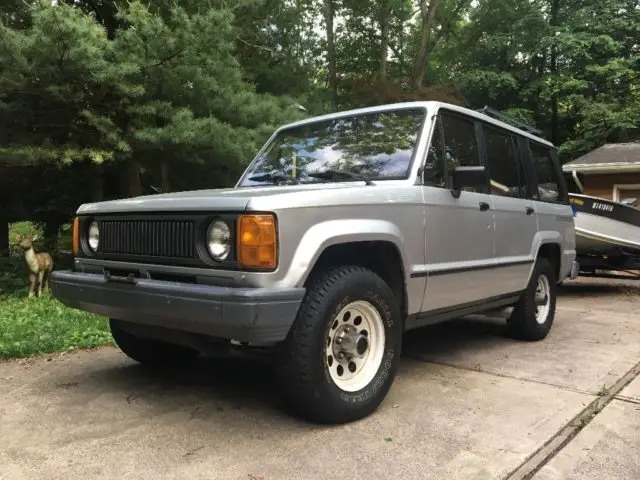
[100,220,196,258]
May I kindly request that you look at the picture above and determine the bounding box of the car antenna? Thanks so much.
[476,106,544,137]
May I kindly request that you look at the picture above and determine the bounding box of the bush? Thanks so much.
[0,256,27,295]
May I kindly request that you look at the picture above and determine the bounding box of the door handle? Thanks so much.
[479,201,490,211]
[526,207,535,215]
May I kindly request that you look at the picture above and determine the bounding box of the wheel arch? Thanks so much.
[535,241,561,281]
[304,240,408,320]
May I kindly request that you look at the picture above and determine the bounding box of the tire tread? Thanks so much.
[276,265,401,423]
[507,257,557,341]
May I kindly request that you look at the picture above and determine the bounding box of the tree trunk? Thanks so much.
[0,216,8,256]
[43,215,61,252]
[533,53,546,126]
[323,0,338,110]
[379,4,390,80]
[398,22,406,79]
[160,160,170,193]
[93,164,105,202]
[427,0,469,57]
[550,0,560,144]
[128,160,142,197]
[411,0,440,91]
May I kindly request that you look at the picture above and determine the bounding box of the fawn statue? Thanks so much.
[16,234,53,297]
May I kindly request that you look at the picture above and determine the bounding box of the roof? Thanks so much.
[277,101,554,147]
[562,142,640,173]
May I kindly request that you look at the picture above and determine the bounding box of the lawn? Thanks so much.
[0,292,113,360]
[0,221,113,360]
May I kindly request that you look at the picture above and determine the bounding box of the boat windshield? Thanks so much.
[238,107,426,187]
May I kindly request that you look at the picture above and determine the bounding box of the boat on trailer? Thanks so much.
[569,192,640,274]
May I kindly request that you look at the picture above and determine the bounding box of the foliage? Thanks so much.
[0,0,638,244]
[432,0,640,157]
[0,256,25,294]
[0,292,112,359]
[0,0,304,224]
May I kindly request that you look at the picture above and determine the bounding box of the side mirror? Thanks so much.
[451,165,487,196]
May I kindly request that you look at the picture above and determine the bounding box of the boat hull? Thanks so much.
[569,193,640,256]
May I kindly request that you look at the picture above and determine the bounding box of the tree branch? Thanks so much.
[237,37,273,52]
[150,48,188,68]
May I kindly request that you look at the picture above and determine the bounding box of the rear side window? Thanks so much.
[439,111,484,192]
[483,125,526,198]
[530,142,560,202]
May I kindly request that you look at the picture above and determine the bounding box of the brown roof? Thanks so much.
[563,142,640,173]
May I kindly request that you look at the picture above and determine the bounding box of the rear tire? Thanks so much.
[109,319,199,367]
[275,265,403,424]
[507,257,557,341]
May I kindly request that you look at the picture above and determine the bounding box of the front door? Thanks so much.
[419,109,497,313]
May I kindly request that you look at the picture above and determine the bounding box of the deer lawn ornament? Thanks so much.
[16,234,53,297]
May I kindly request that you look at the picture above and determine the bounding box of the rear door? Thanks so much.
[480,122,538,295]
[527,141,575,278]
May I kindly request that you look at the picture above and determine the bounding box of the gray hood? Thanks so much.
[76,183,359,215]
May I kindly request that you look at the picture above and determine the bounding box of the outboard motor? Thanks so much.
[621,197,638,207]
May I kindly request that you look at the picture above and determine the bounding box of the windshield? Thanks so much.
[238,107,426,186]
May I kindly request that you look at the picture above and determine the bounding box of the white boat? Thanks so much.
[569,193,640,270]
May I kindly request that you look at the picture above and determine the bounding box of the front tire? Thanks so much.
[109,319,199,367]
[507,257,557,341]
[276,266,403,424]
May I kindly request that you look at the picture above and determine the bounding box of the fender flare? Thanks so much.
[281,219,409,288]
[528,231,563,282]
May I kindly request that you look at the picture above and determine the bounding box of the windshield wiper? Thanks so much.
[247,173,299,185]
[307,169,374,186]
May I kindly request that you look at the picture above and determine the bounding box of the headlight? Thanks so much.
[88,221,100,251]
[206,220,231,261]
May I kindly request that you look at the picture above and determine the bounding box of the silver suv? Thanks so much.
[51,101,578,424]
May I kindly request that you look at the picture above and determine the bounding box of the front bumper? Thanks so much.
[50,270,305,344]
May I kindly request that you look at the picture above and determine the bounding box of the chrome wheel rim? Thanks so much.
[325,300,386,392]
[535,274,551,324]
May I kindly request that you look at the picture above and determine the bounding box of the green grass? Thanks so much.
[0,291,113,360]
[1,220,112,359]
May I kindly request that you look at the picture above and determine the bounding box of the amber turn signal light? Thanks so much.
[72,216,80,256]
[237,214,277,269]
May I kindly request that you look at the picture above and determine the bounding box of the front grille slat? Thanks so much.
[100,219,196,259]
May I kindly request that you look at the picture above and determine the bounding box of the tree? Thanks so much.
[108,1,304,195]
[323,0,339,110]
[411,0,440,90]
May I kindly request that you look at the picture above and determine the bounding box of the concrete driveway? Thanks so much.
[1,277,639,480]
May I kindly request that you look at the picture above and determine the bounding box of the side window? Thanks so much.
[423,117,446,187]
[530,142,560,202]
[483,125,525,198]
[439,111,484,192]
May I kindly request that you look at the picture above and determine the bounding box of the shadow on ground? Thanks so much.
[41,276,638,421]
[59,315,515,422]
[558,276,640,299]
